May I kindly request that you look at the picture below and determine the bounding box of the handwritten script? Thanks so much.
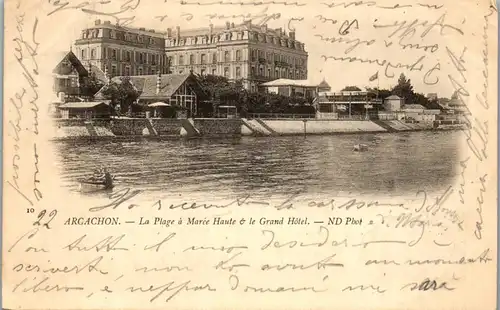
[2,0,497,309]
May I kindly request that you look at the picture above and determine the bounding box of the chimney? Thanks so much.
[261,24,267,32]
[166,28,172,37]
[95,19,101,25]
[226,21,230,29]
[176,26,181,39]
[231,22,235,28]
[289,31,295,40]
[156,70,161,95]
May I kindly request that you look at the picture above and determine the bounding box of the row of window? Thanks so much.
[174,50,240,65]
[79,47,305,68]
[171,50,305,66]
[81,29,159,45]
[250,66,305,80]
[251,50,305,66]
[80,48,166,65]
[167,32,303,51]
[108,64,168,77]
[183,65,305,80]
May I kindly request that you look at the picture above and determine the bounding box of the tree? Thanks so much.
[100,76,139,114]
[365,87,392,100]
[81,72,105,98]
[391,73,414,100]
[197,74,315,116]
[341,86,362,91]
[197,74,248,116]
[198,74,245,103]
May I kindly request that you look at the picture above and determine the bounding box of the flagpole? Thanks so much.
[377,76,379,99]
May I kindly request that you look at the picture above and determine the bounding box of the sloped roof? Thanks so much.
[53,51,88,76]
[94,73,202,100]
[260,79,320,88]
[403,104,426,110]
[179,25,226,37]
[59,102,108,109]
[385,95,401,100]
[89,65,108,83]
[318,79,331,89]
[448,98,466,107]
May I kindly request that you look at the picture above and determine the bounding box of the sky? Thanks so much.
[10,0,495,100]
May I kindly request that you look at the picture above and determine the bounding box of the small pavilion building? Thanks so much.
[260,78,331,99]
[314,91,383,119]
[94,71,206,118]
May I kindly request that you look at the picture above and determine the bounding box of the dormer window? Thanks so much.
[110,30,116,39]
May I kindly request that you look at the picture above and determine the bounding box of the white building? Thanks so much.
[383,95,403,111]
[260,78,330,98]
[403,104,441,122]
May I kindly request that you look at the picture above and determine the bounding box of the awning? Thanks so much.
[59,102,108,109]
[148,102,171,107]
[53,74,78,78]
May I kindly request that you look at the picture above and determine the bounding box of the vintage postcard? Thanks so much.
[2,0,498,308]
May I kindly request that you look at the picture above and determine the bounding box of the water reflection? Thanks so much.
[54,131,459,199]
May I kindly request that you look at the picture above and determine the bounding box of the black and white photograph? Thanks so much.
[3,0,497,309]
[50,10,470,201]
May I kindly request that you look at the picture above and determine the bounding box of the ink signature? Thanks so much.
[7,13,41,206]
[47,0,139,26]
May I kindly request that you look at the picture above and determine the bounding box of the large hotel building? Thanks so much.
[165,21,308,91]
[74,20,169,77]
[74,20,308,92]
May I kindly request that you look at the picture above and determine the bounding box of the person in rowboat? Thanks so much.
[90,168,105,182]
[102,168,114,188]
[87,167,113,187]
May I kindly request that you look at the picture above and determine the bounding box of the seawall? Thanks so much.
[52,118,462,140]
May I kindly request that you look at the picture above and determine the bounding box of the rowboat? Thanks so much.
[353,144,369,152]
[78,175,115,192]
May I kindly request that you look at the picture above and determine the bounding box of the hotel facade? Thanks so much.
[74,20,308,92]
[74,20,169,77]
[165,21,308,92]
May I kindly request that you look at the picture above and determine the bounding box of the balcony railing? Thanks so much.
[275,61,290,68]
[249,74,272,81]
[248,113,315,119]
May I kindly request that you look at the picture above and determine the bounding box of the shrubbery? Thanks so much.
[197,74,315,117]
